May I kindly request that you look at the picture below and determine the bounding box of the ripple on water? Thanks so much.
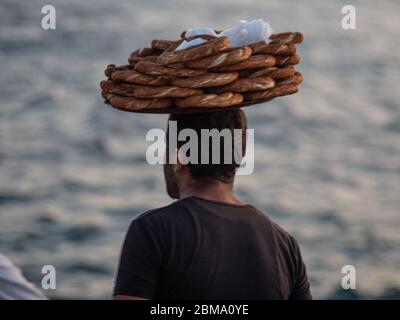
[63,225,103,243]
[63,262,111,275]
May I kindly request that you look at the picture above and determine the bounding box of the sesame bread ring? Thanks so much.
[101,80,200,98]
[158,36,230,65]
[167,62,186,69]
[139,47,162,56]
[239,67,276,78]
[102,92,172,111]
[105,64,117,77]
[250,43,296,56]
[128,47,163,65]
[274,55,301,66]
[184,34,218,42]
[175,92,243,108]
[243,84,298,101]
[180,31,219,40]
[239,66,295,79]
[100,80,138,97]
[211,54,276,72]
[133,85,201,98]
[151,39,181,51]
[104,64,133,77]
[276,72,303,85]
[134,61,208,77]
[170,72,238,88]
[133,47,162,58]
[211,76,275,94]
[269,32,304,45]
[128,53,160,66]
[180,31,303,44]
[110,69,170,86]
[184,47,252,69]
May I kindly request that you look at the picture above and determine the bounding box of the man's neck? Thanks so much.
[178,180,243,205]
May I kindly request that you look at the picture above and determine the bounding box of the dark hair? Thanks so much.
[168,109,247,183]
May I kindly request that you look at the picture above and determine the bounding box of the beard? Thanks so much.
[163,163,180,199]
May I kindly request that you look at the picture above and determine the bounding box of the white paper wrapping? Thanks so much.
[220,19,273,47]
[176,19,273,51]
[175,37,206,51]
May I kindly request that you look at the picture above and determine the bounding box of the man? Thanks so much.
[114,109,311,300]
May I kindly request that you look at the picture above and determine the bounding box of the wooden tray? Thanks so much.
[104,98,273,114]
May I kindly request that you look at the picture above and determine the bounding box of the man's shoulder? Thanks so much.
[251,207,298,245]
[133,200,187,223]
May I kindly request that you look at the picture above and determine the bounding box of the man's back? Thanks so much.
[114,196,311,299]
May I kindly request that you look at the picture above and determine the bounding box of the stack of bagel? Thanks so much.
[100,30,303,112]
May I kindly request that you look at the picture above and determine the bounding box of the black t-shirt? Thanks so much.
[114,196,312,300]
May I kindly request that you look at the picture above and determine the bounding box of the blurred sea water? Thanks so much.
[0,0,399,299]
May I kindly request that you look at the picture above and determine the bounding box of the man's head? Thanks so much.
[163,109,247,199]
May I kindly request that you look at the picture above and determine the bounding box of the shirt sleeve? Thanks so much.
[288,237,312,300]
[0,253,47,300]
[113,218,163,299]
